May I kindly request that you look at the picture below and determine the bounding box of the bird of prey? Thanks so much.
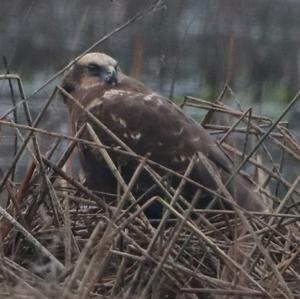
[61,52,266,215]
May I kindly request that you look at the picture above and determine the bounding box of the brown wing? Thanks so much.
[86,89,231,172]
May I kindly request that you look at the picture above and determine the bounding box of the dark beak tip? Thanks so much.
[105,72,118,86]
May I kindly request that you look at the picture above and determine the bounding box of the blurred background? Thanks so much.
[0,0,300,177]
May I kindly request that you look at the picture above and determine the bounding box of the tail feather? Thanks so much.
[192,159,267,212]
[222,171,266,212]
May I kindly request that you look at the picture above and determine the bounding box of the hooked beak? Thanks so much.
[103,65,118,86]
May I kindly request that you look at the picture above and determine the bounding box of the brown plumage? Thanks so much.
[61,52,266,216]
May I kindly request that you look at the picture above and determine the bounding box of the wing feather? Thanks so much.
[89,89,232,172]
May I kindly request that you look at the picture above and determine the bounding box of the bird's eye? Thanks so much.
[87,63,99,71]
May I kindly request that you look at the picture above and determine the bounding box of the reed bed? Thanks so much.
[0,75,299,299]
[0,1,299,297]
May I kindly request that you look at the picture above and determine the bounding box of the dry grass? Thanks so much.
[0,75,299,299]
[0,2,299,297]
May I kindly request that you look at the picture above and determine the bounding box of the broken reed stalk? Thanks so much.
[185,95,272,124]
[223,90,300,187]
[3,57,18,180]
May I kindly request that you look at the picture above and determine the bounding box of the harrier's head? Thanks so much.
[62,52,121,93]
